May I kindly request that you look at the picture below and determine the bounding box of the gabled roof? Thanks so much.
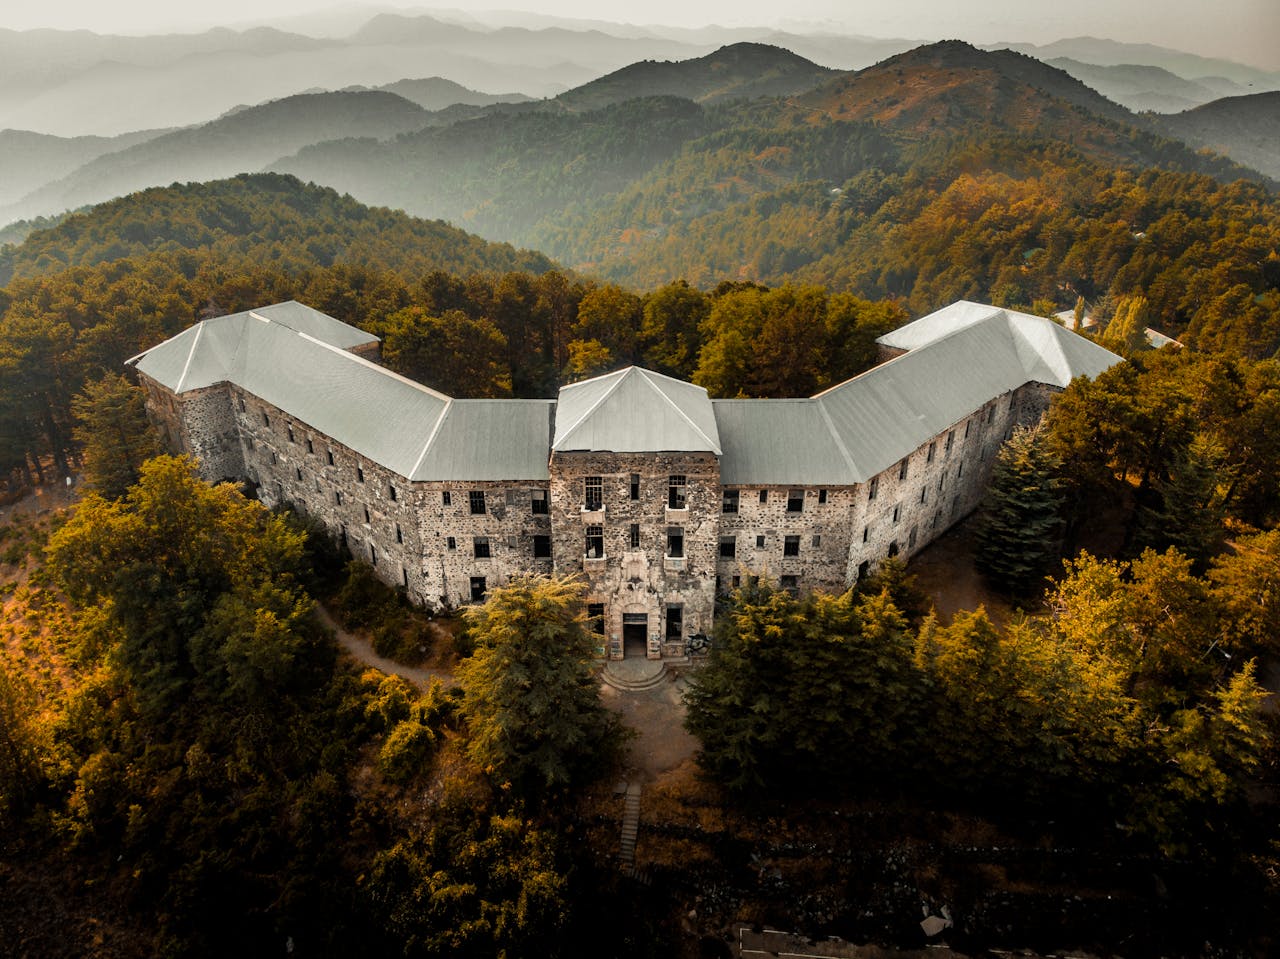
[553,366,721,454]
[127,301,552,481]
[712,302,1121,485]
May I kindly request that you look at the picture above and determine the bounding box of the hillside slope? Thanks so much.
[1156,92,1280,180]
[1,91,430,225]
[0,127,170,207]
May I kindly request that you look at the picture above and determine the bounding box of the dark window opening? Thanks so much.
[722,489,739,513]
[630,473,640,500]
[402,568,409,588]
[909,526,918,548]
[669,475,687,510]
[780,575,798,593]
[531,489,548,514]
[238,397,246,413]
[357,466,364,483]
[370,544,377,566]
[585,476,603,511]
[334,490,343,506]
[964,421,971,439]
[666,605,683,640]
[327,450,334,466]
[287,426,295,443]
[858,560,870,580]
[945,430,955,454]
[787,490,804,513]
[587,603,605,636]
[534,534,552,558]
[270,451,277,466]
[447,536,457,550]
[395,523,403,544]
[469,490,485,514]
[756,534,765,548]
[927,442,935,463]
[893,504,901,523]
[629,523,640,549]
[812,534,821,547]
[363,506,370,524]
[759,489,768,504]
[888,541,900,558]
[306,438,314,454]
[667,527,684,558]
[473,536,491,559]
[818,489,827,504]
[898,459,909,481]
[295,467,302,481]
[585,525,604,559]
[783,535,800,557]
[862,525,869,543]
[868,477,879,500]
[920,487,928,504]
[469,577,486,602]
[443,490,452,506]
[719,536,736,559]
[390,485,397,502]
[731,575,741,589]
[262,412,270,428]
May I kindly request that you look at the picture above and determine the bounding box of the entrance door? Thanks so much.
[622,613,648,659]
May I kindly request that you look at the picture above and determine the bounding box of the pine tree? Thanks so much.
[71,373,161,499]
[973,423,1066,596]
[457,576,623,803]
[1133,436,1229,569]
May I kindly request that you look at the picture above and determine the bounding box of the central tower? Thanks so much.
[548,368,721,660]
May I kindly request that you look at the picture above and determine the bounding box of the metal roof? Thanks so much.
[553,366,721,454]
[129,300,1119,487]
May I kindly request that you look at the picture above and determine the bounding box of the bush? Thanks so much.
[377,720,436,784]
[334,561,433,665]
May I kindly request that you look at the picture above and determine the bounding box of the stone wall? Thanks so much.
[548,451,720,659]
[140,375,245,483]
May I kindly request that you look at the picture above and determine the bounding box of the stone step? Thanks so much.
[601,663,669,692]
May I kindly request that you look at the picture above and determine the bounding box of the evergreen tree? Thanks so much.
[457,576,622,803]
[1133,436,1229,569]
[70,373,161,499]
[972,423,1066,596]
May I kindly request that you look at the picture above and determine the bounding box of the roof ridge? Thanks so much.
[289,329,453,402]
[554,368,629,449]
[173,320,206,393]
[638,369,721,454]
[408,398,454,480]
[815,396,861,480]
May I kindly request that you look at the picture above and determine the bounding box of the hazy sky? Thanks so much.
[4,1,1278,70]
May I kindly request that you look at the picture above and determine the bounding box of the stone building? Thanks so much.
[129,298,1120,661]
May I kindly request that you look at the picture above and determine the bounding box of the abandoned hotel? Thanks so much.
[129,300,1120,660]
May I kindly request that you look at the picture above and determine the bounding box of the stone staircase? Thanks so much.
[619,781,642,871]
[601,658,668,692]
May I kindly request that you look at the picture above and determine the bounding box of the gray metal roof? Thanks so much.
[553,366,721,454]
[715,304,1121,485]
[129,300,1118,487]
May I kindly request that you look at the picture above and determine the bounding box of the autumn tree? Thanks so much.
[379,307,511,397]
[457,575,623,802]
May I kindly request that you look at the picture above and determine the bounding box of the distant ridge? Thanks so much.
[1156,91,1280,180]
[555,43,838,112]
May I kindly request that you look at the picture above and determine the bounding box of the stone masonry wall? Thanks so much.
[548,451,720,659]
[139,375,245,483]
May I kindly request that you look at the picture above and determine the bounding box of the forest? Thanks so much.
[0,155,1277,955]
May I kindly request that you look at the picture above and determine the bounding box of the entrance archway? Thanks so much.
[622,612,648,658]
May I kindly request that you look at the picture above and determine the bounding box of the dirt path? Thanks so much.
[314,603,455,688]
[600,673,699,784]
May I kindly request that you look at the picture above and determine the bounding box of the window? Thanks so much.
[287,426,295,443]
[987,404,995,423]
[443,490,452,506]
[909,526,918,548]
[327,450,335,466]
[306,438,314,454]
[357,465,365,484]
[812,534,822,548]
[474,536,491,559]
[262,412,270,428]
[920,487,928,504]
[370,544,377,566]
[295,467,302,481]
[630,473,640,500]
[939,474,946,492]
[315,479,321,493]
[585,525,604,559]
[629,523,640,549]
[334,490,343,506]
[722,489,739,513]
[898,459,909,481]
[858,561,870,580]
[533,534,552,558]
[780,575,798,593]
[756,534,765,548]
[862,525,869,543]
[363,506,370,524]
[447,536,457,550]
[759,489,768,504]
[783,535,800,557]
[888,541,900,558]
[868,477,879,500]
[402,568,409,588]
[587,603,605,636]
[667,526,684,558]
[506,489,519,506]
[469,577,486,601]
[395,523,403,544]
[469,490,485,515]
[719,536,736,559]
[668,475,687,510]
[270,451,277,466]
[787,490,804,513]
[340,524,347,546]
[945,430,955,454]
[958,462,964,479]
[964,421,971,439]
[246,437,254,451]
[389,485,397,502]
[506,535,519,550]
[665,605,683,640]
[731,575,741,589]
[584,476,603,511]
[892,504,901,523]
[531,489,548,514]
[927,441,936,463]
[238,396,246,413]
[818,489,827,504]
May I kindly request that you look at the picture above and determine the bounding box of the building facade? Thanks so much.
[129,299,1120,661]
